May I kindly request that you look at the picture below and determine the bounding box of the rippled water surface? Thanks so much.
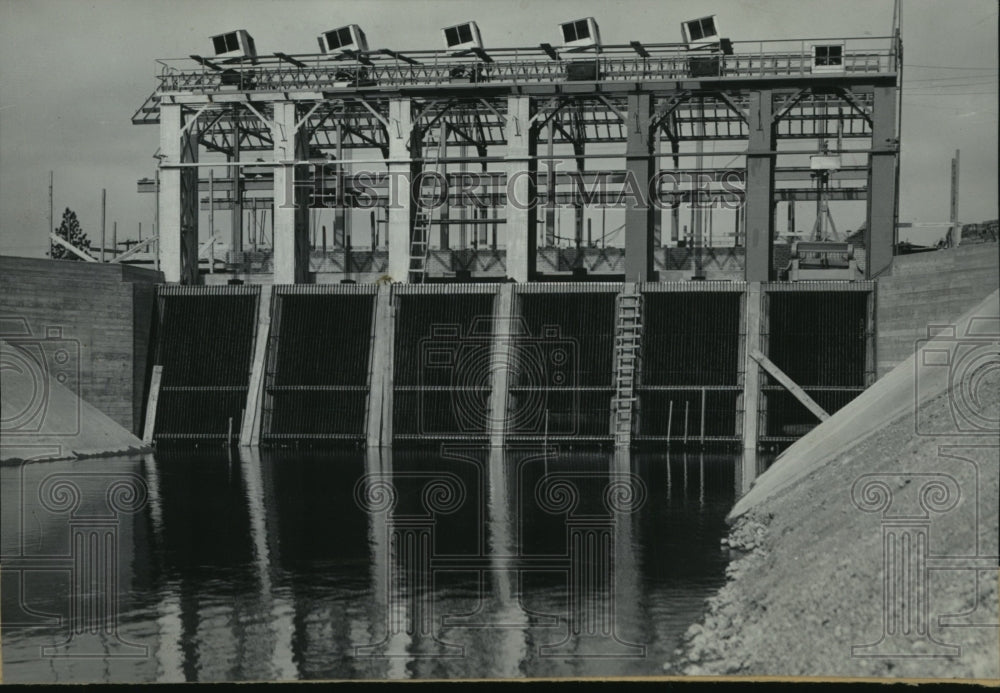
[1,447,743,681]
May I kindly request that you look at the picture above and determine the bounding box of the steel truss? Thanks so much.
[136,34,899,284]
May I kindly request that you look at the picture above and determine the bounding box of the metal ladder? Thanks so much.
[612,283,643,447]
[407,154,442,283]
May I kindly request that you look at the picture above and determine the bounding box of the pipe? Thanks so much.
[700,387,706,444]
[684,400,689,445]
[667,399,674,445]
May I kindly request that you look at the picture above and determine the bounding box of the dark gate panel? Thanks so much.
[393,289,497,441]
[763,290,871,442]
[153,286,259,441]
[262,289,375,443]
[509,288,616,441]
[637,289,742,443]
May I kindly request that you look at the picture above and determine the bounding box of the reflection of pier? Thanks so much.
[141,451,299,681]
[355,446,646,663]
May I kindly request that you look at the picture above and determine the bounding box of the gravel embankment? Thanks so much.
[665,373,999,679]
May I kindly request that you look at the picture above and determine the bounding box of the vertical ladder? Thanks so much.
[408,153,442,283]
[613,283,643,448]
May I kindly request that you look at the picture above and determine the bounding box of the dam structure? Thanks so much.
[125,20,906,492]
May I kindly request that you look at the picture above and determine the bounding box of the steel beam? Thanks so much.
[505,95,537,281]
[865,85,897,278]
[624,93,655,282]
[272,102,311,284]
[745,91,775,282]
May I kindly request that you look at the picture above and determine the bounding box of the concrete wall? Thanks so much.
[0,256,163,435]
[0,339,149,462]
[876,243,999,378]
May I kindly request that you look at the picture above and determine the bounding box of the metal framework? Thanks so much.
[135,35,900,284]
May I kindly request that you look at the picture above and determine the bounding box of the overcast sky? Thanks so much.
[1,0,997,256]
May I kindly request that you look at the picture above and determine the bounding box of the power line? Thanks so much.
[904,91,998,96]
[904,85,998,92]
[904,63,998,70]
[904,76,997,84]
[905,86,998,92]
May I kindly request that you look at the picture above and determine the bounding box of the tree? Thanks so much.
[49,208,92,260]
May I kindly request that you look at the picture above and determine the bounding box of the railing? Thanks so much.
[153,36,897,95]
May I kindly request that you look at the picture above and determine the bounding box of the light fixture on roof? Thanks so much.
[210,30,257,59]
[559,17,601,49]
[811,44,845,73]
[681,15,720,49]
[443,21,483,51]
[318,24,369,54]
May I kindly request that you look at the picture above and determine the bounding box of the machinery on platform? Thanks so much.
[318,24,369,54]
[210,30,256,60]
[559,17,601,49]
[681,15,732,77]
[443,21,484,52]
[681,15,720,48]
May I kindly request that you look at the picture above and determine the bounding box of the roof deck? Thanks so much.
[149,36,898,97]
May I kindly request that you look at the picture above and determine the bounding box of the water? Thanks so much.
[1,447,742,682]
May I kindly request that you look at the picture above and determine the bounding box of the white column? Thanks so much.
[272,102,310,284]
[504,96,536,282]
[158,104,199,283]
[387,99,415,282]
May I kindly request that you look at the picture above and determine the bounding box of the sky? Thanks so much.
[0,0,997,257]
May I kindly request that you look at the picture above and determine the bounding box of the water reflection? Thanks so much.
[1,447,743,682]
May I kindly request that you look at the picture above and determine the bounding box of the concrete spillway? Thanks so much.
[142,281,875,458]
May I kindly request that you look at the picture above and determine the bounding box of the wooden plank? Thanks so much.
[240,290,272,445]
[49,233,98,262]
[749,348,830,422]
[110,235,158,263]
[740,283,763,494]
[365,283,394,448]
[142,365,163,444]
[488,284,515,448]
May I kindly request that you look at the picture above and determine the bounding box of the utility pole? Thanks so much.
[154,169,161,272]
[100,188,107,262]
[48,171,54,237]
[949,149,961,247]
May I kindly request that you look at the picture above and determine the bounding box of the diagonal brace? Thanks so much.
[750,348,830,422]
